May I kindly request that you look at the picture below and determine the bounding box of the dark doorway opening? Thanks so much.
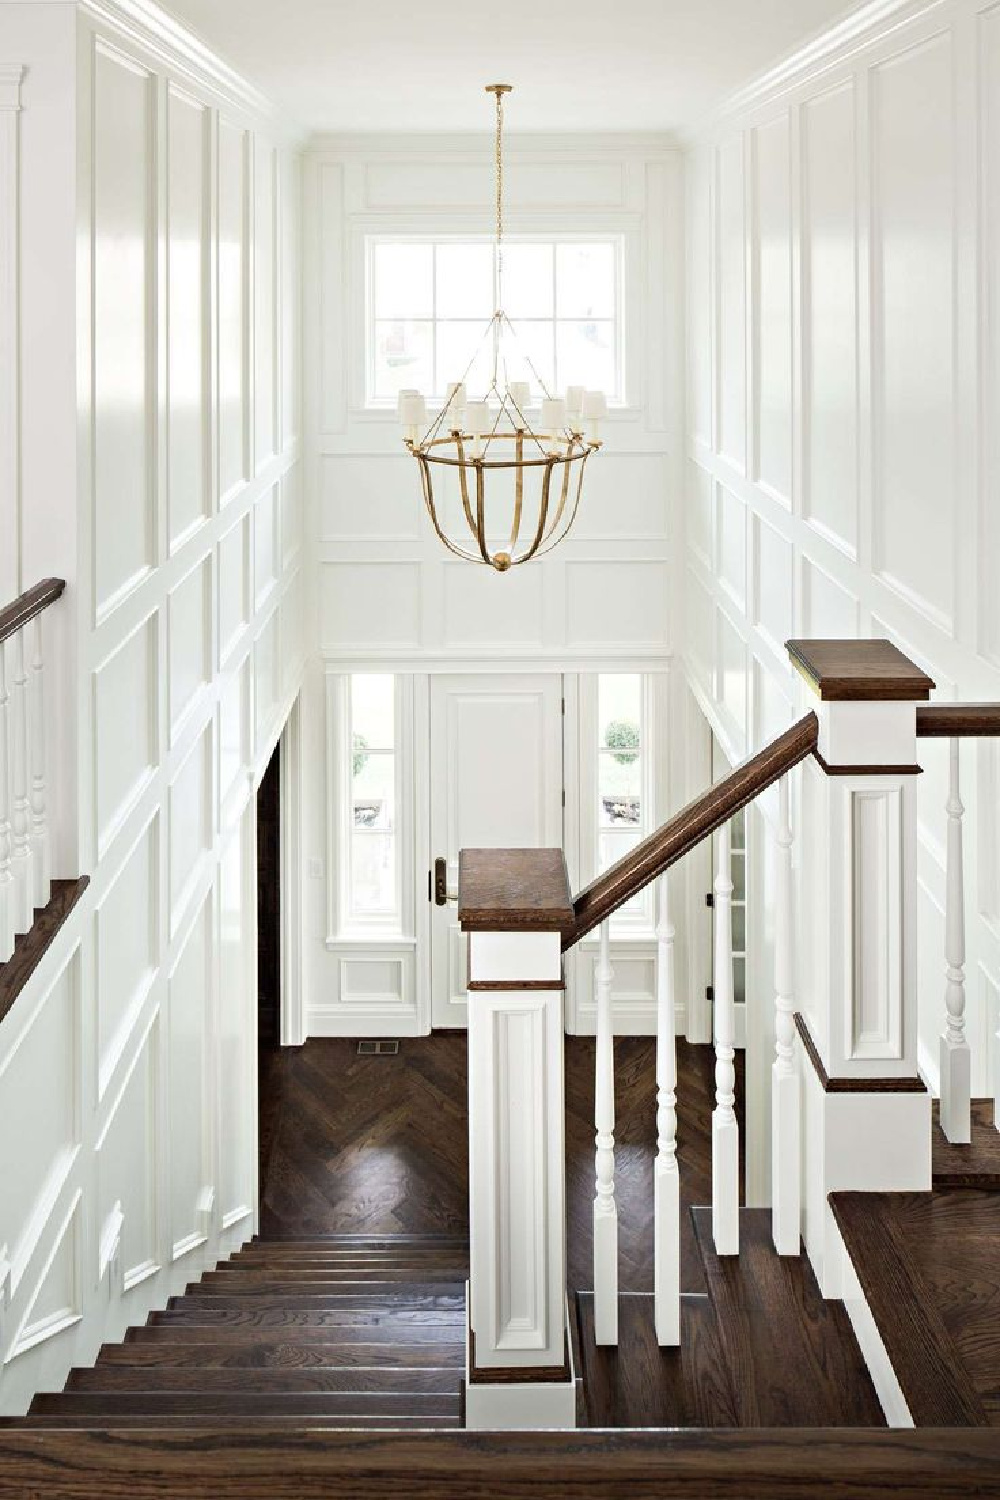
[257,740,281,1048]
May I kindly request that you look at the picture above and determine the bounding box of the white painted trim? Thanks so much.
[685,0,942,140]
[463,1286,577,1431]
[0,65,22,602]
[79,0,300,140]
[279,695,305,1046]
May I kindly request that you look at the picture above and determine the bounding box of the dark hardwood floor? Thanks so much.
[258,1033,744,1294]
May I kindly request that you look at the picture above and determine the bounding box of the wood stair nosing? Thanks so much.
[123,1322,465,1346]
[4,1413,463,1430]
[64,1365,463,1394]
[96,1340,465,1369]
[146,1307,466,1330]
[830,1191,991,1428]
[173,1291,466,1309]
[30,1390,462,1419]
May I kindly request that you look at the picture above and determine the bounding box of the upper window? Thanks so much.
[366,236,623,408]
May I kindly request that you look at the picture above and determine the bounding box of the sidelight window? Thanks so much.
[347,673,398,921]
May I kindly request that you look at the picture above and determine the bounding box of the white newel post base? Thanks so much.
[787,641,935,1300]
[461,849,577,1432]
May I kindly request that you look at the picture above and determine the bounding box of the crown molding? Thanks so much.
[681,0,944,141]
[0,65,24,112]
[306,129,682,162]
[77,0,306,142]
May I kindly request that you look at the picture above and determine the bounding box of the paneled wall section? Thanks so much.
[684,0,1000,1100]
[0,5,302,1415]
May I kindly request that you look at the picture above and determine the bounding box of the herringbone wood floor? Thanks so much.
[259,1034,744,1294]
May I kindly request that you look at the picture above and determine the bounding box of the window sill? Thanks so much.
[325,933,417,951]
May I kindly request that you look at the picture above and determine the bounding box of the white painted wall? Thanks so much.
[300,133,687,1038]
[0,1,302,1414]
[683,0,1000,1200]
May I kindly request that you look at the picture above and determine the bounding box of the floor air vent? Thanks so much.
[357,1039,400,1056]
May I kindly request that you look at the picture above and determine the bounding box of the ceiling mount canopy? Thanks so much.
[398,83,605,573]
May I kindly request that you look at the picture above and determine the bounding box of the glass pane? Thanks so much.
[555,320,616,396]
[372,320,432,399]
[352,752,394,832]
[731,805,746,851]
[556,242,615,318]
[598,674,642,752]
[508,321,555,391]
[436,320,494,400]
[374,242,432,318]
[731,853,746,903]
[732,902,746,955]
[733,957,746,1007]
[436,243,494,319]
[351,832,395,913]
[500,243,554,319]
[351,674,394,750]
[599,826,641,874]
[599,750,641,827]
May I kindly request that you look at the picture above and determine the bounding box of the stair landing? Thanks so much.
[577,1207,884,1428]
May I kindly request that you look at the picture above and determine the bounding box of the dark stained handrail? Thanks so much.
[916,704,1000,738]
[0,578,66,647]
[564,712,819,951]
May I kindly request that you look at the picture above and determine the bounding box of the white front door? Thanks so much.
[429,674,564,1029]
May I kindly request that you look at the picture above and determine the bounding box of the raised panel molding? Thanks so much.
[93,611,158,859]
[871,31,956,633]
[802,77,858,557]
[847,787,903,1062]
[92,40,154,621]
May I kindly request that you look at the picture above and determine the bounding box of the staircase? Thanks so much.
[832,1101,1000,1429]
[20,1235,469,1431]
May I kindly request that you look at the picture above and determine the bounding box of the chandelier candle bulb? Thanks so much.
[582,389,607,442]
[445,382,467,429]
[541,397,567,448]
[399,391,427,443]
[508,381,531,419]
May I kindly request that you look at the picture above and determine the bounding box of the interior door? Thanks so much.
[430,674,564,1029]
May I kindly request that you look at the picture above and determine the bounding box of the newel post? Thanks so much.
[460,847,577,1431]
[786,640,933,1297]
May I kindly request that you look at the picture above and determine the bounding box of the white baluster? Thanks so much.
[654,874,680,1345]
[28,615,50,910]
[0,644,12,963]
[713,821,739,1255]
[771,776,800,1254]
[940,737,970,1143]
[593,918,618,1344]
[9,629,33,934]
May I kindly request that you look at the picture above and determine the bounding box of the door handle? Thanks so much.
[434,857,457,906]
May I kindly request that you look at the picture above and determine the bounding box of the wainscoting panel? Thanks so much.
[0,0,304,1419]
[684,0,1000,1111]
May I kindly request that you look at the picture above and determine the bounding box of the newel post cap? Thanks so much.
[785,639,935,702]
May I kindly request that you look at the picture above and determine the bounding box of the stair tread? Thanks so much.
[832,1190,997,1426]
[126,1322,464,1346]
[66,1366,461,1393]
[148,1307,465,1330]
[932,1100,1000,1188]
[199,1270,464,1284]
[97,1340,464,1369]
[174,1292,465,1309]
[6,1413,462,1430]
[34,1391,460,1417]
[692,1206,885,1428]
[576,1292,738,1428]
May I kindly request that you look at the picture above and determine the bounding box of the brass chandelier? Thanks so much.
[398,84,605,572]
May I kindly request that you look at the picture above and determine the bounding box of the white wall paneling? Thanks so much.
[0,0,304,1416]
[684,0,1000,1142]
[0,64,23,607]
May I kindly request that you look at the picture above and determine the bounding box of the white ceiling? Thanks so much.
[165,0,861,135]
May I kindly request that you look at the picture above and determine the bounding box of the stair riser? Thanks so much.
[31,1392,461,1418]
